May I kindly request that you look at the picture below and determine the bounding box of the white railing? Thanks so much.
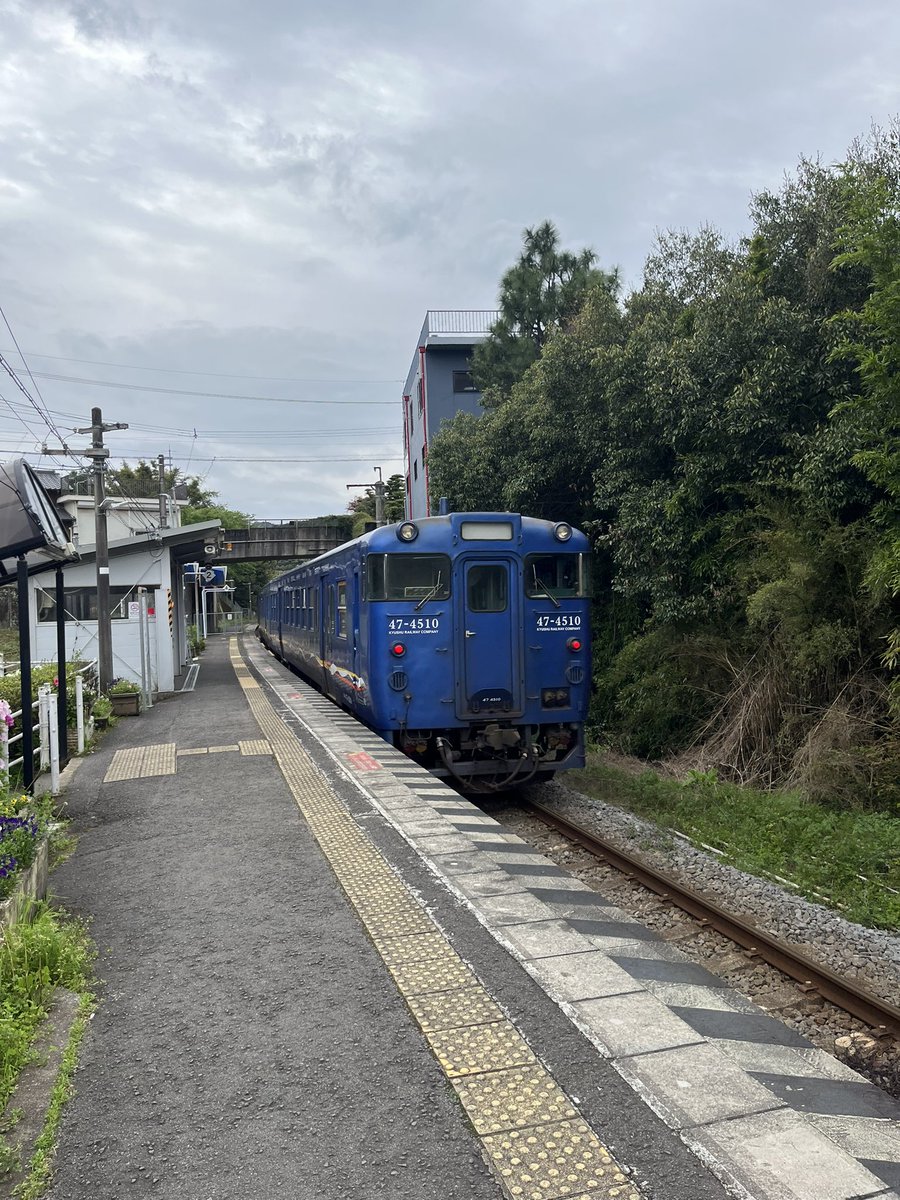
[0,688,60,796]
[73,660,99,755]
[0,657,98,777]
[426,309,499,335]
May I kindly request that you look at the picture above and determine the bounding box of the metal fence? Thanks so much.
[205,609,250,635]
[426,310,499,335]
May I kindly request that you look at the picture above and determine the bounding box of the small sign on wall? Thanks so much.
[128,602,140,620]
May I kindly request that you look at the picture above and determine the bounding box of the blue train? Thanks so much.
[257,511,591,790]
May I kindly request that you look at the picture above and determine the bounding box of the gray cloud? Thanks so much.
[1,0,899,515]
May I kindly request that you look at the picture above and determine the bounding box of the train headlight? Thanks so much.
[554,522,573,542]
[390,642,407,657]
[397,522,418,542]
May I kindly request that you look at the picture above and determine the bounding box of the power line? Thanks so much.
[0,447,404,464]
[0,309,66,443]
[1,347,403,384]
[25,370,398,405]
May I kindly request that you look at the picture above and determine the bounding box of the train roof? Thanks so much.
[263,513,590,591]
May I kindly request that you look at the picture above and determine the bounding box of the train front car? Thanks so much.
[366,512,591,790]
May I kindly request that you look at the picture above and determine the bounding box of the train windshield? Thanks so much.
[524,554,591,599]
[367,553,452,601]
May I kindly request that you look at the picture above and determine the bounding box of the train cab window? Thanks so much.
[525,554,591,599]
[467,565,508,612]
[366,554,451,601]
[336,581,347,638]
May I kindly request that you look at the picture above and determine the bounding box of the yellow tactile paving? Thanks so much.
[208,744,240,754]
[104,744,176,783]
[177,747,208,757]
[239,739,271,756]
[406,986,505,1033]
[372,933,458,968]
[453,1065,579,1134]
[426,1021,536,1078]
[387,955,478,997]
[483,1120,637,1199]
[228,638,643,1200]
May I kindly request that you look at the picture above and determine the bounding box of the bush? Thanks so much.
[0,662,94,733]
[593,628,722,759]
[108,679,139,695]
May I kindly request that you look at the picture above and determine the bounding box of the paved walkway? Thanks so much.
[46,640,500,1200]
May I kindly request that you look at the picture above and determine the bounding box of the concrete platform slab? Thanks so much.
[690,1107,892,1200]
[615,1040,784,1128]
[499,918,599,959]
[528,951,645,1003]
[574,992,704,1058]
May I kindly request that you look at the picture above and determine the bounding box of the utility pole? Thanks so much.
[158,454,168,529]
[74,409,127,691]
[43,409,127,693]
[346,467,386,528]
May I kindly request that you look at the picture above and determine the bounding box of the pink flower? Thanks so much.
[0,700,14,729]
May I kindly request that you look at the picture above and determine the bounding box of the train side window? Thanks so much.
[336,580,347,638]
[525,554,589,599]
[367,554,451,601]
[467,565,508,612]
[327,586,335,635]
[311,591,318,632]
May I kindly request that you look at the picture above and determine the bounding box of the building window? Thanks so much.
[413,460,418,481]
[37,587,134,623]
[418,376,425,415]
[453,370,477,393]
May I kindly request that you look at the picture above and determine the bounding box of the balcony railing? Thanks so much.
[426,310,499,336]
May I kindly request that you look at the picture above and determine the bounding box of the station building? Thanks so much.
[402,310,497,518]
[24,472,222,694]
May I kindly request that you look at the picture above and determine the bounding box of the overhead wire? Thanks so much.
[0,309,67,444]
[24,370,397,405]
[0,346,403,384]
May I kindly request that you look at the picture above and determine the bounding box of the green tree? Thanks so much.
[831,172,900,710]
[106,461,216,507]
[472,220,618,398]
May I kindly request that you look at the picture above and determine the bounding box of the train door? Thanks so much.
[323,579,337,699]
[277,585,284,657]
[454,557,523,719]
[351,571,361,697]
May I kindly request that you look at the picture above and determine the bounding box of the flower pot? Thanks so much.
[110,692,140,717]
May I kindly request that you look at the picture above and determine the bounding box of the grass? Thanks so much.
[17,1010,88,1200]
[572,754,900,930]
[0,905,95,1192]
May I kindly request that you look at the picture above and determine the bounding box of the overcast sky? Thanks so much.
[1,0,899,518]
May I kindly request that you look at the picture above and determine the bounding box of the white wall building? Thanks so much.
[27,473,222,693]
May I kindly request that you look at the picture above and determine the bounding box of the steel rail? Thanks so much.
[522,799,900,1040]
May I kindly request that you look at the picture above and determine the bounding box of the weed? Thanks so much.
[575,754,900,929]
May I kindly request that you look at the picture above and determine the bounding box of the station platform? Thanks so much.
[45,636,900,1200]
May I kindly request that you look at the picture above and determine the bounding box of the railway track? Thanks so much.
[521,797,900,1041]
